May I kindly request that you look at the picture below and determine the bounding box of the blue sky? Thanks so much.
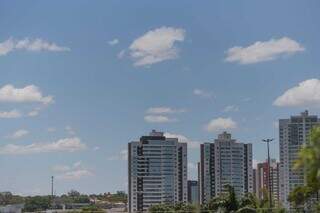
[1,0,320,195]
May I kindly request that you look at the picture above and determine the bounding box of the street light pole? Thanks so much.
[262,138,274,210]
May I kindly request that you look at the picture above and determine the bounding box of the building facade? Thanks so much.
[187,180,199,204]
[255,159,280,206]
[279,110,320,208]
[128,130,187,213]
[199,132,253,204]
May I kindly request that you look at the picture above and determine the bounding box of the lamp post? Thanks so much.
[262,138,274,210]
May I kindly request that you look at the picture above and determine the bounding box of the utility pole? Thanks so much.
[262,138,274,210]
[51,176,54,198]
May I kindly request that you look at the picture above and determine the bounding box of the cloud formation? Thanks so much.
[0,137,86,155]
[0,110,22,118]
[0,38,70,56]
[274,79,320,107]
[164,132,200,149]
[108,39,119,46]
[193,89,213,99]
[7,129,29,139]
[54,161,93,180]
[205,117,237,132]
[0,84,53,105]
[223,105,239,112]
[146,107,185,114]
[144,115,176,123]
[129,27,185,66]
[225,37,304,64]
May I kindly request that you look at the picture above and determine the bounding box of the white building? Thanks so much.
[128,130,187,213]
[279,110,320,209]
[199,132,253,204]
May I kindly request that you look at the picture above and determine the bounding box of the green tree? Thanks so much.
[290,126,320,208]
[23,196,51,212]
[81,205,104,213]
[149,204,174,213]
[203,185,239,213]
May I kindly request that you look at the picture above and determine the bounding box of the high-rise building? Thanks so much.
[187,180,199,204]
[128,130,187,213]
[255,159,280,206]
[279,110,320,208]
[199,132,253,204]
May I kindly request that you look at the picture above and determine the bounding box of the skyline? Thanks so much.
[1,0,320,196]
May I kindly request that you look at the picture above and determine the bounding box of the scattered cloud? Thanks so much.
[223,105,239,112]
[0,109,22,118]
[144,115,176,123]
[93,146,100,151]
[0,137,86,155]
[129,26,185,66]
[108,149,128,161]
[27,110,39,117]
[0,84,53,105]
[47,127,56,132]
[108,39,119,46]
[57,169,93,180]
[117,49,126,59]
[146,107,185,114]
[0,38,70,56]
[193,89,213,99]
[65,126,76,135]
[52,165,70,173]
[225,37,304,64]
[164,132,200,149]
[7,129,29,140]
[205,117,237,132]
[273,79,320,107]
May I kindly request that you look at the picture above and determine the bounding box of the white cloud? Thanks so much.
[129,26,185,66]
[52,165,70,173]
[65,126,76,135]
[273,79,320,107]
[47,127,56,132]
[144,115,176,123]
[226,37,304,64]
[117,49,126,59]
[146,107,185,114]
[0,110,22,118]
[108,39,119,46]
[223,105,239,112]
[56,169,93,180]
[0,84,53,104]
[205,117,237,132]
[0,38,70,56]
[108,149,128,161]
[164,132,200,149]
[7,129,29,139]
[193,89,212,99]
[27,110,39,117]
[0,137,86,155]
[93,146,100,151]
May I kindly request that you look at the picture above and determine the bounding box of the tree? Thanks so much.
[203,185,239,213]
[23,196,51,212]
[291,126,320,207]
[149,204,174,213]
[81,205,104,213]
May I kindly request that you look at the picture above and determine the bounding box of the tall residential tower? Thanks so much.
[128,130,187,213]
[279,111,320,208]
[199,132,253,204]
